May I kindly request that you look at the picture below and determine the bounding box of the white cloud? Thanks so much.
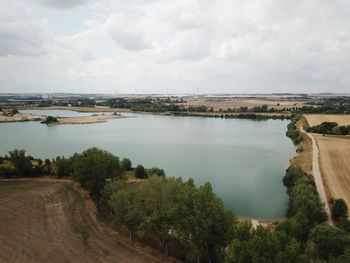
[106,14,152,50]
[0,19,50,56]
[1,0,350,93]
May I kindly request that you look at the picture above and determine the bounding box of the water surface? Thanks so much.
[0,111,295,219]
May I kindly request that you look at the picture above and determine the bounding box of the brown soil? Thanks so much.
[304,114,350,127]
[316,136,350,208]
[0,179,178,263]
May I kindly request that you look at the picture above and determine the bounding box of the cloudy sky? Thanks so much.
[1,0,350,94]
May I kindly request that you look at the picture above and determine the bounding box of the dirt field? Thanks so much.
[316,136,350,208]
[304,114,350,127]
[185,98,306,111]
[0,180,177,263]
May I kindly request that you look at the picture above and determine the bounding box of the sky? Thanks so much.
[0,0,350,94]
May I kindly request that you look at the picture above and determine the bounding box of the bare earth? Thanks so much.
[304,114,350,126]
[0,112,44,123]
[316,136,350,209]
[185,98,306,111]
[0,180,177,263]
[23,106,129,113]
[57,114,126,124]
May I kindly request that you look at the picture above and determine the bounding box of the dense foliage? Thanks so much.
[286,115,303,145]
[308,122,350,135]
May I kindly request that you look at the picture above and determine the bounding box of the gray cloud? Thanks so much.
[0,20,49,56]
[34,0,88,9]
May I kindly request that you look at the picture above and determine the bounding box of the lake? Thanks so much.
[1,110,295,219]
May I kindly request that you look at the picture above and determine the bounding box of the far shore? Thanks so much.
[0,111,128,125]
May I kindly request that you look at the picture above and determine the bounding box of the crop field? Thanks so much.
[0,180,173,263]
[304,114,350,127]
[316,136,350,207]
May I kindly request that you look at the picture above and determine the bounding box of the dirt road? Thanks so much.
[300,127,333,225]
[0,180,177,263]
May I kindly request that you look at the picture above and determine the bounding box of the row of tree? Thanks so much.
[307,122,350,135]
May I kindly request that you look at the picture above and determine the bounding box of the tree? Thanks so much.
[8,149,32,177]
[109,186,145,241]
[121,158,132,171]
[138,176,182,254]
[71,148,121,199]
[171,180,234,262]
[55,156,72,178]
[309,223,349,260]
[332,199,348,221]
[134,164,147,179]
[147,167,165,177]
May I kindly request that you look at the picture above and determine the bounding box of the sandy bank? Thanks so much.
[56,114,127,124]
[0,112,44,123]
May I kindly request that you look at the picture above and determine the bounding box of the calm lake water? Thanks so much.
[1,110,295,219]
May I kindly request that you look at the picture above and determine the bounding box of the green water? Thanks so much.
[1,111,295,219]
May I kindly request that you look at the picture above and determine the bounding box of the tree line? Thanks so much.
[307,122,350,136]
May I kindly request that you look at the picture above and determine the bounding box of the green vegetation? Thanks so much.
[286,115,303,145]
[41,115,58,124]
[308,122,350,135]
[2,148,350,262]
[332,199,348,222]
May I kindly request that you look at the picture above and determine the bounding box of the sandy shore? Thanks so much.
[0,112,127,125]
[56,114,127,124]
[22,106,129,113]
[0,112,44,123]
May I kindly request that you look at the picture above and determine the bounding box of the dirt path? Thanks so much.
[0,179,178,263]
[300,127,333,225]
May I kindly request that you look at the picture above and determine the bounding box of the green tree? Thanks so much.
[138,176,182,254]
[332,199,348,221]
[147,167,165,177]
[8,149,32,177]
[71,148,121,199]
[121,158,132,171]
[134,164,147,179]
[309,223,350,260]
[171,179,234,262]
[109,186,145,241]
[55,156,72,178]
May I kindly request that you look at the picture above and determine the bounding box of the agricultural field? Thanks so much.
[0,180,174,263]
[185,98,307,111]
[304,114,350,127]
[316,136,350,208]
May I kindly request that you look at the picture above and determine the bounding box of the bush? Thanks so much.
[332,199,348,221]
[134,164,147,179]
[121,158,132,171]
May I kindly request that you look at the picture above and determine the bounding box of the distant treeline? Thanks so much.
[1,147,350,262]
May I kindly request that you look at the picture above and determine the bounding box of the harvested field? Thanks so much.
[316,136,350,208]
[0,180,176,263]
[304,114,350,127]
[185,98,306,111]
